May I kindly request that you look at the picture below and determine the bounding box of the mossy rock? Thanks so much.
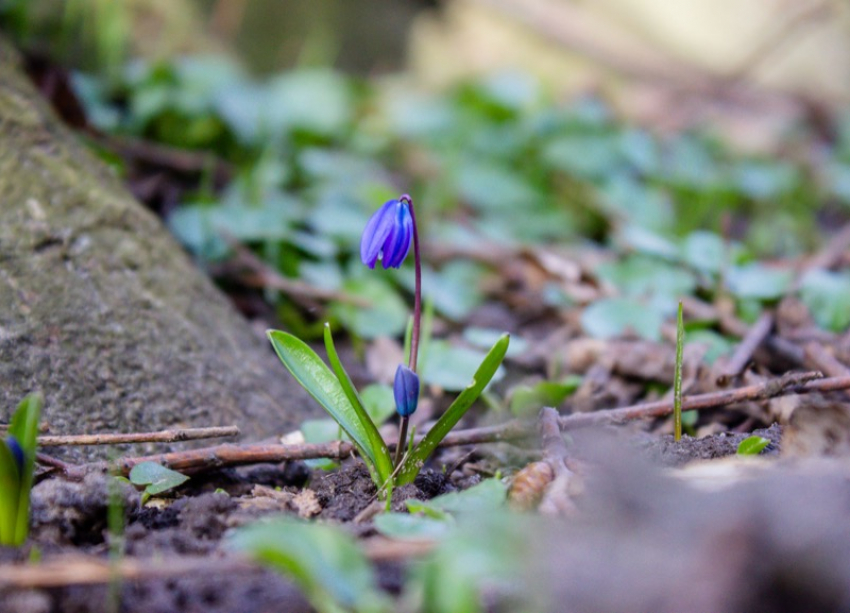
[0,39,314,460]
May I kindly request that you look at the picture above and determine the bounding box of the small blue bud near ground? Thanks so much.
[360,198,413,269]
[393,364,420,417]
[4,436,24,474]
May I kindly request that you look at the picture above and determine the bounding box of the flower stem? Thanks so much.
[396,194,421,466]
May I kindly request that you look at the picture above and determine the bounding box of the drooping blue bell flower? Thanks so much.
[4,436,24,474]
[393,364,420,417]
[360,198,413,269]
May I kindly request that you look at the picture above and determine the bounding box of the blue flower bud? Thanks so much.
[5,436,24,474]
[393,364,420,417]
[360,198,413,269]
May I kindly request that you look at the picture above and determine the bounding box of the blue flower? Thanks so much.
[393,364,420,417]
[4,436,23,474]
[360,198,413,269]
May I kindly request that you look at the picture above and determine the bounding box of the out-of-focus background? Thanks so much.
[3,0,850,345]
[10,0,850,147]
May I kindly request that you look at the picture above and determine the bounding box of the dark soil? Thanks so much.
[0,425,798,613]
[0,456,463,613]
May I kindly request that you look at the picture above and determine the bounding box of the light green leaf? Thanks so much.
[300,419,342,471]
[736,436,771,456]
[580,297,665,341]
[129,462,189,496]
[509,377,581,416]
[374,513,452,540]
[799,269,850,332]
[330,277,408,339]
[8,393,41,545]
[231,517,390,613]
[360,385,396,426]
[681,231,726,275]
[267,330,381,482]
[411,478,507,514]
[0,440,20,545]
[422,341,506,392]
[726,264,793,300]
[398,335,510,485]
[323,325,393,487]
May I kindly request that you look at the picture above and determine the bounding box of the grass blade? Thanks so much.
[8,392,41,546]
[673,301,684,442]
[0,441,20,545]
[267,330,379,479]
[323,324,393,486]
[397,334,509,485]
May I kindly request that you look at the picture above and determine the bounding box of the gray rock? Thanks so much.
[0,39,314,460]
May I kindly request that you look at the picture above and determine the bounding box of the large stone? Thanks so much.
[0,39,313,460]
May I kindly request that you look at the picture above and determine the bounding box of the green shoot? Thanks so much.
[737,436,771,456]
[673,301,684,442]
[267,327,508,492]
[0,392,42,547]
[128,462,189,504]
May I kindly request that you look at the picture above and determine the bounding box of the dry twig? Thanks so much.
[716,312,774,385]
[39,373,850,480]
[0,542,435,590]
[37,425,240,447]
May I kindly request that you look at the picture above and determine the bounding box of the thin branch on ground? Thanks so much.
[804,342,850,378]
[37,425,241,447]
[557,371,833,429]
[41,373,850,480]
[221,234,370,306]
[716,312,774,385]
[0,540,435,590]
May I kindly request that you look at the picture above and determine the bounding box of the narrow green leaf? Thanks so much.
[737,436,771,456]
[9,393,42,545]
[267,329,378,480]
[323,324,393,486]
[397,334,509,485]
[0,441,20,545]
[673,302,684,442]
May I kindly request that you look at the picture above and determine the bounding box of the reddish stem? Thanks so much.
[396,193,421,465]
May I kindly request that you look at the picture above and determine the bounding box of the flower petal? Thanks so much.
[393,364,420,417]
[380,201,413,269]
[5,436,23,475]
[360,200,398,269]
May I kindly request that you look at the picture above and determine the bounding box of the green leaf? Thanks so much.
[230,517,390,613]
[799,270,850,332]
[360,385,396,426]
[736,436,771,456]
[397,335,510,485]
[7,393,42,545]
[595,255,696,301]
[422,341,506,392]
[411,478,507,514]
[267,330,382,484]
[0,440,21,545]
[323,324,393,487]
[686,330,734,365]
[680,231,726,275]
[374,513,452,540]
[330,276,408,339]
[300,419,342,471]
[509,377,581,416]
[726,264,793,300]
[128,462,189,496]
[580,297,665,341]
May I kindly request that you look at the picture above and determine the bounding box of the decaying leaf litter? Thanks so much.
[3,45,850,613]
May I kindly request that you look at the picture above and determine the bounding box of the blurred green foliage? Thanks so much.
[62,57,850,346]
